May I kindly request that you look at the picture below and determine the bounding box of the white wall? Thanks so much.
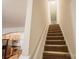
[2,0,26,28]
[29,0,50,59]
[2,0,29,58]
[2,27,24,34]
[57,0,76,59]
[20,0,33,58]
[2,0,50,59]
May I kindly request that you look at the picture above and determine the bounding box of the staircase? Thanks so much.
[43,24,71,59]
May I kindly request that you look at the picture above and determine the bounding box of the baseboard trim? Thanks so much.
[30,25,49,59]
[59,25,76,59]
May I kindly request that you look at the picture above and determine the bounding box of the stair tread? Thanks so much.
[43,24,71,59]
[44,45,68,52]
[45,45,67,46]
[48,30,61,31]
[47,36,64,37]
[43,51,71,59]
[47,36,64,40]
[46,38,64,40]
[48,33,62,34]
[46,40,65,41]
[47,33,63,36]
[46,40,66,45]
[48,31,62,33]
[44,51,69,55]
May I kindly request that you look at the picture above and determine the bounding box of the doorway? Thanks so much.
[48,0,57,24]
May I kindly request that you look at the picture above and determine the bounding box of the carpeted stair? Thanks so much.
[43,24,71,59]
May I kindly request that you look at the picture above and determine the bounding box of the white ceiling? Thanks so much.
[2,0,27,28]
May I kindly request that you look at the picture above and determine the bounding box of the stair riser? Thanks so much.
[43,24,71,59]
[48,29,61,30]
[49,27,61,29]
[44,46,68,52]
[47,37,64,40]
[47,33,63,36]
[43,53,71,59]
[48,31,62,33]
[45,41,66,45]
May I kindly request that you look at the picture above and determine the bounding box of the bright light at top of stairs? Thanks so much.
[48,0,56,5]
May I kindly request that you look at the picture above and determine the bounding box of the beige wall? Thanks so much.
[29,0,50,58]
[57,0,76,59]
